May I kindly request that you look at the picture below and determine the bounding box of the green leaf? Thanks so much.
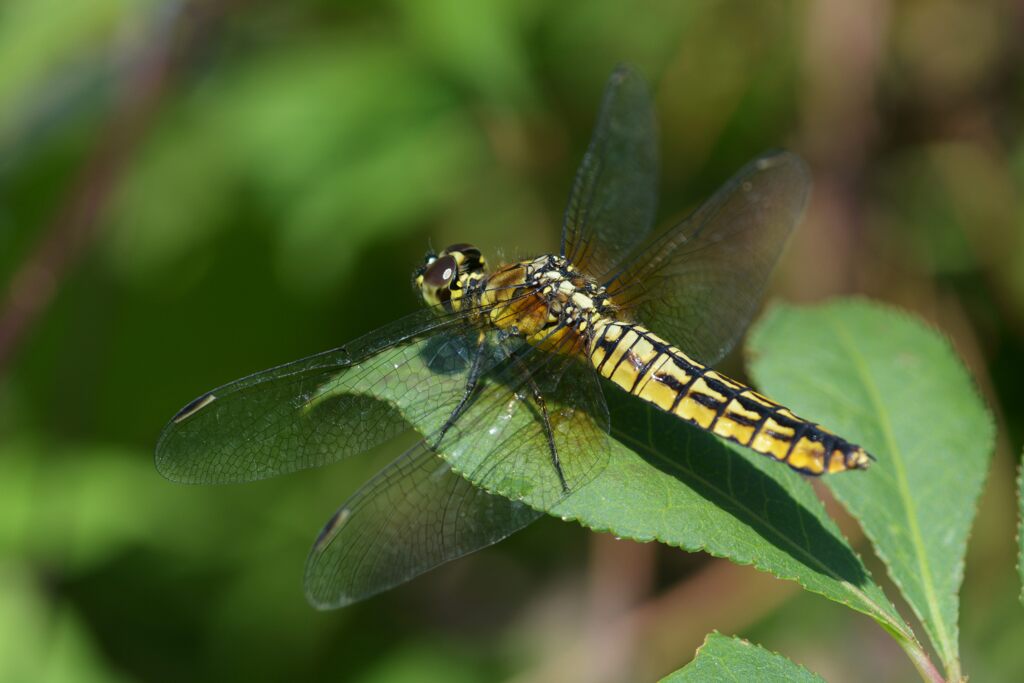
[350,333,913,642]
[660,632,824,683]
[748,299,995,679]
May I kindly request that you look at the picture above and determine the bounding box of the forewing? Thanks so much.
[609,150,811,365]
[155,306,486,484]
[305,442,542,609]
[303,330,610,607]
[562,64,659,282]
[351,328,612,511]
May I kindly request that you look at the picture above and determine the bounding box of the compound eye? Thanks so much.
[422,254,457,288]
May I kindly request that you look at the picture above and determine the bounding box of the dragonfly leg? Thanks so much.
[505,350,570,494]
[430,334,487,451]
[529,377,569,494]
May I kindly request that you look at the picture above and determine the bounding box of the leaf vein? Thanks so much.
[825,310,952,663]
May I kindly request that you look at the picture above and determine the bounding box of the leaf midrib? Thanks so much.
[826,310,954,667]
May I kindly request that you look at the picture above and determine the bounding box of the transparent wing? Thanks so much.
[155,303,505,484]
[353,325,613,512]
[303,327,610,607]
[562,64,659,282]
[305,442,542,609]
[607,150,811,365]
[156,283,610,510]
[159,274,612,606]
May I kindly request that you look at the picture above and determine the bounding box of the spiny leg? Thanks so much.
[506,346,569,494]
[430,333,487,451]
[530,376,569,494]
[432,327,570,494]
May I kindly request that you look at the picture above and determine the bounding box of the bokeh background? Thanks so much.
[2,1,1022,681]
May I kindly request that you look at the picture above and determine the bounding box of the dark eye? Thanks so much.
[423,255,457,288]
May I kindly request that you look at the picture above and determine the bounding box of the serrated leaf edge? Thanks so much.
[666,631,825,682]
[818,300,994,673]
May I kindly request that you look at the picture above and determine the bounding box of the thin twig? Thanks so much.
[0,1,227,375]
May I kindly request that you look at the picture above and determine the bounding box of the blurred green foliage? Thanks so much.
[2,0,1023,681]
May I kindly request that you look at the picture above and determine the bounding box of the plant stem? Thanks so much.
[896,636,947,683]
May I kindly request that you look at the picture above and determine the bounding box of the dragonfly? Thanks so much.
[156,65,872,610]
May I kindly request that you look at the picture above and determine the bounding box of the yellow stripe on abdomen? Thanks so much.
[588,320,871,475]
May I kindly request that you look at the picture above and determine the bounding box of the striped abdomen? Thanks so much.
[588,320,872,475]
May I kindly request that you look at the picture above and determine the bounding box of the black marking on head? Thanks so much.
[445,243,481,259]
[448,243,486,279]
[172,393,217,423]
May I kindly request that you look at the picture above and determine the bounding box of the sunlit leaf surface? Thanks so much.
[748,299,995,676]
[660,632,824,683]
[352,334,912,639]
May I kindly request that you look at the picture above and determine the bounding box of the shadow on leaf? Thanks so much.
[607,390,868,588]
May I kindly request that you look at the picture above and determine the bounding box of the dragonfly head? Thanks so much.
[415,243,486,311]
